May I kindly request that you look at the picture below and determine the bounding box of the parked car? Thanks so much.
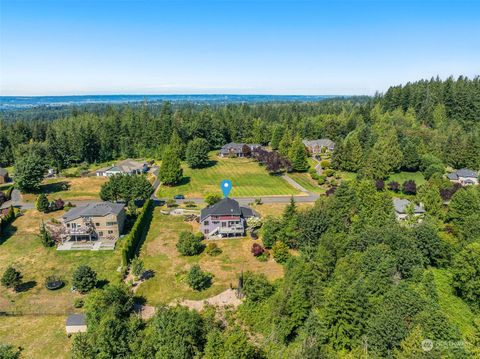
[174,194,185,200]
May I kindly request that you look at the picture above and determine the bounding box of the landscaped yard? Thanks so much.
[387,171,426,186]
[156,154,299,198]
[252,202,315,218]
[21,176,108,202]
[136,208,284,305]
[0,209,122,314]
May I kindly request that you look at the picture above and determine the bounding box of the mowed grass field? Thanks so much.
[156,155,299,198]
[22,176,107,202]
[136,208,284,305]
[287,172,325,194]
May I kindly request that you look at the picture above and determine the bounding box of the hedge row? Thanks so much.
[121,199,154,266]
[0,206,16,236]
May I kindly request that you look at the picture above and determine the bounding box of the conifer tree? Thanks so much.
[288,136,309,172]
[159,146,183,185]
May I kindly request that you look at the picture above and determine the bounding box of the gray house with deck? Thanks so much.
[200,198,256,238]
[219,143,262,157]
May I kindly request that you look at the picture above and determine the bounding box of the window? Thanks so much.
[98,231,104,237]
[66,223,70,228]
[204,229,209,234]
[106,222,117,226]
[108,230,114,234]
[95,223,100,226]
[204,221,209,225]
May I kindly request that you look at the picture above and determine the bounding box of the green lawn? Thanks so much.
[156,154,299,198]
[136,209,284,305]
[387,171,426,186]
[287,172,325,194]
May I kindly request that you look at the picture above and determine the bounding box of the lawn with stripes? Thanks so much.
[157,156,300,198]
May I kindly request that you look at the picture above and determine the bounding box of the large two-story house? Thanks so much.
[393,198,425,222]
[219,143,262,158]
[302,139,335,156]
[446,168,479,186]
[96,159,148,177]
[200,198,256,238]
[61,202,126,243]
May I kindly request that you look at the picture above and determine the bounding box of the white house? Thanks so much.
[96,159,148,177]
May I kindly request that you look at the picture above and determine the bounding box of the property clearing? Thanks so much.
[156,154,300,198]
[21,176,108,202]
[136,208,284,305]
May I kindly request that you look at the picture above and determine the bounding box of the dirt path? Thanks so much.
[281,174,309,193]
[179,288,243,311]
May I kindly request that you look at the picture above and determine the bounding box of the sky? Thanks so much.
[0,0,479,96]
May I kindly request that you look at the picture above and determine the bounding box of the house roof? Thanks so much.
[66,313,86,327]
[455,168,478,178]
[115,159,147,172]
[0,167,8,176]
[302,139,335,148]
[393,198,425,214]
[200,197,256,221]
[62,202,125,222]
[220,143,261,153]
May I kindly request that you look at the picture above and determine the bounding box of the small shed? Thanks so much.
[66,313,87,335]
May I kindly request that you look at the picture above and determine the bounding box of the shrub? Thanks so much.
[308,168,317,175]
[324,169,335,177]
[320,160,331,169]
[242,272,274,302]
[326,186,337,196]
[251,243,265,257]
[205,193,222,206]
[272,241,290,263]
[36,193,50,213]
[38,221,55,247]
[72,265,97,293]
[131,257,144,279]
[187,265,212,291]
[375,179,385,191]
[402,180,417,195]
[387,181,400,192]
[205,242,222,256]
[311,173,319,180]
[254,198,263,205]
[256,251,269,262]
[177,231,205,256]
[329,179,338,187]
[1,266,22,291]
[74,298,84,308]
[184,201,196,208]
[317,175,327,185]
[166,199,178,208]
[0,206,16,232]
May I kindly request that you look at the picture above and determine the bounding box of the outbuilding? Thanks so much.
[66,313,87,335]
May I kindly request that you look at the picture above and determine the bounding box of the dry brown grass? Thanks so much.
[0,315,70,359]
[252,202,314,218]
[22,176,107,202]
[137,209,284,305]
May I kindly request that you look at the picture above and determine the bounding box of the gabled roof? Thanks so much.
[220,143,261,153]
[0,167,8,176]
[116,159,147,172]
[66,313,86,326]
[200,197,256,221]
[455,168,478,178]
[62,202,125,222]
[393,198,425,214]
[302,138,335,148]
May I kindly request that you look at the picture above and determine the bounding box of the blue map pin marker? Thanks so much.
[221,180,232,197]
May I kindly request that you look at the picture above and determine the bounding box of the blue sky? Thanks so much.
[1,0,479,95]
